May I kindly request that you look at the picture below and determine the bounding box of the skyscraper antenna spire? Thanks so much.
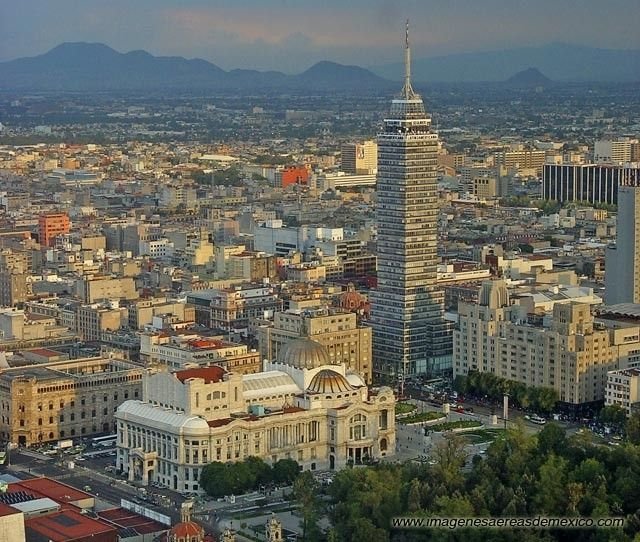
[401,19,416,99]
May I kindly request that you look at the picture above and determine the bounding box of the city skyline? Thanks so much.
[2,0,640,72]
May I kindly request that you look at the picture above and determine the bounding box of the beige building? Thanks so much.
[0,504,25,542]
[471,176,498,199]
[256,308,372,383]
[286,262,326,283]
[140,330,261,374]
[127,298,194,330]
[0,248,31,307]
[341,140,378,175]
[76,304,128,341]
[494,148,546,175]
[606,368,640,415]
[187,285,282,333]
[453,280,640,407]
[116,338,395,494]
[0,309,65,341]
[74,275,138,303]
[0,356,144,446]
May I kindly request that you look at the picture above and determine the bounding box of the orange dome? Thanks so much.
[169,521,204,542]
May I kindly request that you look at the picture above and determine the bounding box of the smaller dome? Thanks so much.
[277,337,331,369]
[308,369,353,394]
[340,289,364,309]
[169,521,204,541]
[345,372,366,388]
[182,417,210,432]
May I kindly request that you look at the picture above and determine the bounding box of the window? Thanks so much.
[349,414,367,441]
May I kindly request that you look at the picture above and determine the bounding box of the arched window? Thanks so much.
[349,414,367,441]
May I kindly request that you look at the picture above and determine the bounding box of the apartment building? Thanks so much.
[187,285,282,333]
[38,214,70,247]
[74,275,138,303]
[606,368,640,415]
[453,280,640,408]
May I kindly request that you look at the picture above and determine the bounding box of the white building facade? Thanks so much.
[115,339,395,494]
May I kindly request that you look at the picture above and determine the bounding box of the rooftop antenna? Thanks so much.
[401,19,416,100]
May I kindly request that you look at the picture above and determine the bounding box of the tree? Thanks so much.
[431,435,467,493]
[627,413,640,444]
[533,387,558,413]
[599,404,627,429]
[293,471,322,541]
[536,423,567,456]
[534,454,568,514]
[199,461,227,497]
[273,458,300,485]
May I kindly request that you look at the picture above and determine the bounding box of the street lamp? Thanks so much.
[503,394,509,430]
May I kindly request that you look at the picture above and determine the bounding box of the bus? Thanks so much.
[91,434,117,448]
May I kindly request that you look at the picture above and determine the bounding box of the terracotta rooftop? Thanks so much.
[13,478,93,504]
[26,509,116,542]
[27,348,64,358]
[175,366,225,384]
[207,418,233,428]
[170,521,204,538]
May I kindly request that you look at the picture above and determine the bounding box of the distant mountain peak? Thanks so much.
[506,67,552,86]
[370,43,640,82]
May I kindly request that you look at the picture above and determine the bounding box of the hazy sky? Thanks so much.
[2,0,639,72]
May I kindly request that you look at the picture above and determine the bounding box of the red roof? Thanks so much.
[187,339,224,349]
[98,507,168,535]
[12,477,92,504]
[283,406,305,414]
[171,521,204,538]
[175,366,225,384]
[207,418,233,428]
[26,509,116,542]
[27,348,63,358]
[0,502,20,518]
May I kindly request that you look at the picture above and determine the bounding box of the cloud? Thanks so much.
[1,0,639,69]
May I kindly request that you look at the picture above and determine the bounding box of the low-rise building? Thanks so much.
[140,330,261,374]
[0,356,144,446]
[606,368,640,415]
[187,285,282,334]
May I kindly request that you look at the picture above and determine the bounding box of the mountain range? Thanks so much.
[0,42,637,92]
[0,42,391,92]
[371,43,640,82]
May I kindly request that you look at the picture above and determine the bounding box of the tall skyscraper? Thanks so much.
[605,169,640,305]
[370,22,451,380]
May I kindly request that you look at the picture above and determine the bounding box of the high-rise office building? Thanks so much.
[370,23,451,380]
[542,163,640,205]
[606,170,640,304]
